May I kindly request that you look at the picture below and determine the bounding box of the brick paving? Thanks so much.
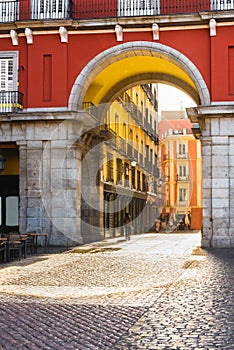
[0,233,233,349]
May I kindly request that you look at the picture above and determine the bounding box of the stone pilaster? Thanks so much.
[210,135,231,247]
[200,136,212,247]
[17,141,27,233]
[187,106,234,248]
[41,138,83,246]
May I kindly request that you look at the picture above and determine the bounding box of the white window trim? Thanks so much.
[0,51,18,91]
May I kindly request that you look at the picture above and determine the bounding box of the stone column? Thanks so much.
[17,141,27,233]
[42,139,83,246]
[211,135,230,247]
[229,137,234,246]
[17,140,45,235]
[200,136,213,247]
[200,116,232,247]
[187,106,234,248]
[18,121,84,247]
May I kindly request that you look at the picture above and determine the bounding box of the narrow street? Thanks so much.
[0,232,234,349]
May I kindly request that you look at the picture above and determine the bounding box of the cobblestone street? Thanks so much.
[0,232,234,349]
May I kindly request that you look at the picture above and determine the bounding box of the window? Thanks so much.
[178,165,187,177]
[179,144,186,155]
[106,153,114,182]
[0,58,14,91]
[177,143,187,158]
[0,53,18,113]
[179,188,187,202]
[115,114,119,135]
[116,158,122,184]
[6,196,19,226]
[0,52,17,91]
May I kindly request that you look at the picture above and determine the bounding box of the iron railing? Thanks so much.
[176,152,188,159]
[0,91,23,113]
[0,1,19,22]
[18,0,72,22]
[73,0,234,18]
[1,0,234,23]
[82,101,98,119]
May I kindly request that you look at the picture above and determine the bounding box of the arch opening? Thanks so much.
[73,41,206,242]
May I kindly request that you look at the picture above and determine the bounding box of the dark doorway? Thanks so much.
[0,176,19,233]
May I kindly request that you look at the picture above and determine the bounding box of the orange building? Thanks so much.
[158,113,202,230]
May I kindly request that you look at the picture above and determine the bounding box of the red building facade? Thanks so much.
[159,117,202,230]
[0,2,234,247]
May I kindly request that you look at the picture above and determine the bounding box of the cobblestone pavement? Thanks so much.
[0,232,233,349]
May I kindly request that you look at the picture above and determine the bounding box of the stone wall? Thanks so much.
[0,115,89,246]
[188,107,234,248]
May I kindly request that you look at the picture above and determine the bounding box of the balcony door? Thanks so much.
[0,56,17,113]
[0,58,14,92]
[31,0,68,19]
[118,0,160,16]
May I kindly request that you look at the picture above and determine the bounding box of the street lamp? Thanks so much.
[131,160,137,168]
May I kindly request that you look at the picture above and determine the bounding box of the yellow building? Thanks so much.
[102,84,159,237]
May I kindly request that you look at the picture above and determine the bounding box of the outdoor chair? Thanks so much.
[3,232,22,261]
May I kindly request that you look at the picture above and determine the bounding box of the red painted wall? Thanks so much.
[1,23,233,109]
[211,25,234,102]
[26,36,68,108]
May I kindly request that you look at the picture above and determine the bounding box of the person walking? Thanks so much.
[123,213,131,240]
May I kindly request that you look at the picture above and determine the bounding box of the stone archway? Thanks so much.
[68,41,210,110]
[69,41,234,248]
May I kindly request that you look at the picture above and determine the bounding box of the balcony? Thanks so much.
[176,153,188,159]
[4,0,72,22]
[0,1,19,22]
[177,175,189,182]
[82,101,98,119]
[1,0,232,24]
[72,1,234,19]
[0,91,23,113]
[31,0,71,20]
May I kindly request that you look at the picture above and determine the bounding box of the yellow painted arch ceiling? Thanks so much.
[84,55,199,105]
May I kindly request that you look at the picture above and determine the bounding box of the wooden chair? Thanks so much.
[20,234,34,256]
[3,232,22,261]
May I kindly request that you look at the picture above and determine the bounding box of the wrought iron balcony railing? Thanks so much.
[5,0,72,23]
[0,1,19,22]
[1,0,234,24]
[30,0,72,20]
[176,152,188,159]
[0,91,23,113]
[73,0,234,19]
[82,101,98,119]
